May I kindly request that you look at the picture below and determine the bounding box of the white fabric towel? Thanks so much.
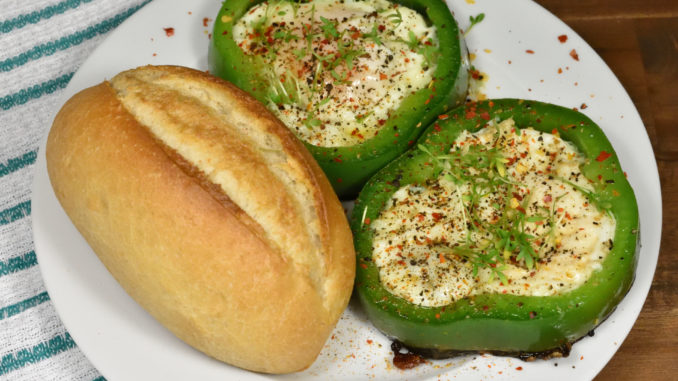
[0,1,150,379]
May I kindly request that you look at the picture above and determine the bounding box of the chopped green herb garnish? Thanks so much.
[362,24,383,45]
[464,13,485,36]
[418,128,557,281]
[387,8,403,26]
[319,16,340,39]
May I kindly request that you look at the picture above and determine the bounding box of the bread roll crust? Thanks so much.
[46,66,355,373]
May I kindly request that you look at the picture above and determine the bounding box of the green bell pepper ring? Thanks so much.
[208,0,468,198]
[351,99,639,356]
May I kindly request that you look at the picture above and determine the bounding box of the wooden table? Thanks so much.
[534,1,676,379]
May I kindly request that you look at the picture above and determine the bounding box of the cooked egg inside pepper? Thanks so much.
[233,0,437,147]
[371,118,616,307]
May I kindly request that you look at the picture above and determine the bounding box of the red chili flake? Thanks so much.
[435,313,441,319]
[551,128,559,135]
[433,123,441,132]
[470,69,481,79]
[337,177,342,183]
[333,157,342,163]
[525,49,535,54]
[364,218,371,225]
[480,112,490,120]
[378,119,386,126]
[529,311,537,319]
[482,305,489,311]
[570,49,580,61]
[360,263,368,269]
[222,30,228,35]
[543,194,552,203]
[558,34,568,43]
[516,206,526,214]
[163,27,175,37]
[596,151,612,162]
[408,140,415,145]
[203,17,210,27]
[432,212,443,221]
[438,114,449,120]
[516,366,524,371]
[465,111,476,119]
[378,24,386,32]
[557,67,563,74]
[379,73,388,80]
[580,103,588,109]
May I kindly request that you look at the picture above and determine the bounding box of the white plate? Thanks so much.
[32,0,662,380]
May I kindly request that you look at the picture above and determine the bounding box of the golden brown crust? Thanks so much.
[45,65,355,373]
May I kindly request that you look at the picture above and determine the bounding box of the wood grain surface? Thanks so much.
[534,1,676,379]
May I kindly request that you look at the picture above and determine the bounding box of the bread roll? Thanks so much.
[45,65,355,374]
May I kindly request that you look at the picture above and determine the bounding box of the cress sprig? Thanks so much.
[244,0,438,128]
[417,126,568,283]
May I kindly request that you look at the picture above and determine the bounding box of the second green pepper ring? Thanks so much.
[350,99,639,356]
[208,0,468,199]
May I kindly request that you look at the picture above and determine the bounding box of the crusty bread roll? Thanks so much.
[45,65,355,374]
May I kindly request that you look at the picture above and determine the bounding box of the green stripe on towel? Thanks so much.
[0,0,95,34]
[0,1,151,72]
[0,332,76,375]
[0,150,37,178]
[0,292,50,321]
[0,251,38,278]
[0,201,31,226]
[0,72,73,111]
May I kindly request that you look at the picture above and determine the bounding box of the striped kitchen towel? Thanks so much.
[0,1,150,379]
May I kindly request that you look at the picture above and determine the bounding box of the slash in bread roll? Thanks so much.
[45,65,355,374]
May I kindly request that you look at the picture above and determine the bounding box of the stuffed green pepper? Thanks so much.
[351,99,639,358]
[209,0,468,198]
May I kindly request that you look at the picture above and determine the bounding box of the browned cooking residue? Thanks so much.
[391,341,425,370]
